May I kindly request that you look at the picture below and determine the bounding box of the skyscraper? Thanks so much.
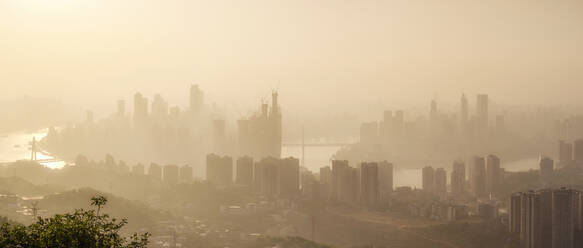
[451,160,466,196]
[132,163,145,175]
[189,84,204,114]
[258,157,278,198]
[180,164,193,183]
[379,111,393,143]
[509,192,522,234]
[471,156,487,197]
[133,92,149,126]
[150,94,169,124]
[574,139,583,165]
[552,188,575,248]
[148,163,162,181]
[339,167,359,203]
[460,94,468,127]
[378,161,394,199]
[524,191,541,248]
[163,164,179,185]
[430,99,438,122]
[559,140,573,167]
[539,156,554,186]
[236,156,254,186]
[319,166,332,199]
[360,162,379,206]
[331,160,350,200]
[238,92,282,158]
[117,99,125,117]
[422,166,435,193]
[512,189,554,248]
[486,155,501,196]
[434,168,447,196]
[206,154,233,186]
[476,94,489,128]
[278,157,300,199]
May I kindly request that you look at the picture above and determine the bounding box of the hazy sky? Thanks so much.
[1,0,582,115]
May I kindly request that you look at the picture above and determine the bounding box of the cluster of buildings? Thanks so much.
[206,154,300,200]
[45,85,284,176]
[421,155,503,199]
[237,92,282,159]
[557,139,583,168]
[509,187,583,248]
[407,201,468,222]
[359,93,503,147]
[315,160,394,207]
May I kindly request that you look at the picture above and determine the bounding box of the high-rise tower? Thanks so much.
[476,94,489,128]
[190,84,204,115]
[460,94,468,128]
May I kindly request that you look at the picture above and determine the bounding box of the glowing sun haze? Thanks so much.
[0,0,582,113]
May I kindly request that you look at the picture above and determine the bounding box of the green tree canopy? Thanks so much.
[0,196,149,248]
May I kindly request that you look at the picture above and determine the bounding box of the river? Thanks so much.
[1,130,539,187]
[0,129,66,169]
[282,145,540,188]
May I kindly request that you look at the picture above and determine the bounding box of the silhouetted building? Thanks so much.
[478,203,497,220]
[319,166,332,199]
[331,160,350,200]
[149,163,162,181]
[511,190,553,248]
[151,94,169,124]
[117,160,129,173]
[434,168,447,196]
[524,191,541,248]
[539,189,553,248]
[278,157,300,199]
[163,164,179,185]
[451,161,465,196]
[430,99,438,123]
[486,155,501,196]
[460,94,468,128]
[509,193,522,234]
[258,157,278,198]
[379,111,393,143]
[252,161,263,192]
[559,140,573,167]
[133,92,149,126]
[422,166,435,193]
[206,154,233,186]
[552,188,575,248]
[339,167,359,203]
[190,84,204,114]
[539,157,554,186]
[471,156,487,197]
[360,162,379,206]
[236,156,253,186]
[180,164,193,183]
[117,100,125,117]
[574,139,583,165]
[378,161,393,199]
[476,94,489,128]
[238,92,282,158]
[132,163,145,175]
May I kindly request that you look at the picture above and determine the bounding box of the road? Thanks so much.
[326,207,460,248]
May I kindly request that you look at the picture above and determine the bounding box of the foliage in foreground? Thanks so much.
[0,196,149,248]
